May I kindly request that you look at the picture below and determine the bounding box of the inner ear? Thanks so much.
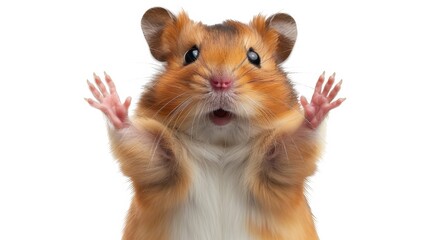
[266,13,297,63]
[141,7,176,62]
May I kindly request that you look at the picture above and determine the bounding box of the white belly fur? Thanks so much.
[170,139,254,240]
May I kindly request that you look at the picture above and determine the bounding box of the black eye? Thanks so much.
[247,48,260,66]
[184,45,199,65]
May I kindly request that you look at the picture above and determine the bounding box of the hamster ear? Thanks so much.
[266,13,297,63]
[141,7,176,62]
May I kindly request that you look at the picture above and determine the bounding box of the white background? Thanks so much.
[1,0,428,239]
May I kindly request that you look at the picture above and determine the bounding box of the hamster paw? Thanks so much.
[300,72,345,129]
[85,72,132,129]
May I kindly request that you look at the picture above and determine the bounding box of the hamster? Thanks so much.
[86,7,345,240]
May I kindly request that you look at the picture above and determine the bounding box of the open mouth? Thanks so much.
[210,109,233,126]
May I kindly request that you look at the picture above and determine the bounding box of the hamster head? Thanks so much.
[138,7,303,145]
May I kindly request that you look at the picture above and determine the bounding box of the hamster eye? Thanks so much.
[247,48,261,66]
[184,45,199,65]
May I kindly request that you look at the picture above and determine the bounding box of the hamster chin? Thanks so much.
[182,112,256,147]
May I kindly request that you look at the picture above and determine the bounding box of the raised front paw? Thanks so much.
[300,72,345,129]
[85,72,132,129]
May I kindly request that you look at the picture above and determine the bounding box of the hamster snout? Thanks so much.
[210,75,233,91]
[204,72,239,126]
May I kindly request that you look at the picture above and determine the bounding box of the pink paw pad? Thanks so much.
[300,72,345,129]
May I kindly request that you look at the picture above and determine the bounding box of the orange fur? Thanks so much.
[109,118,191,239]
[110,7,322,239]
[245,125,322,239]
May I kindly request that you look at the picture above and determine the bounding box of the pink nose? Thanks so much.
[211,77,232,91]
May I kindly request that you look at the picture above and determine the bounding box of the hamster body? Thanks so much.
[87,7,345,240]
